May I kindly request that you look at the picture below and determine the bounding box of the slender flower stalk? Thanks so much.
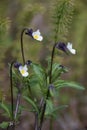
[21,28,40,130]
[10,61,16,130]
[10,61,15,120]
[21,28,45,130]
[39,41,76,129]
[34,112,38,130]
[39,43,57,130]
[14,91,21,120]
[21,28,28,64]
[21,27,43,65]
[39,36,59,130]
[27,83,38,130]
[49,43,57,84]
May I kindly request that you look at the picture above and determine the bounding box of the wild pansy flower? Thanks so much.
[19,65,29,77]
[32,29,43,41]
[25,28,43,41]
[14,60,32,77]
[56,42,76,54]
[67,42,76,54]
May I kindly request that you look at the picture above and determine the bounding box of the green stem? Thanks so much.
[27,81,39,130]
[38,5,63,125]
[34,112,38,130]
[49,43,57,84]
[27,79,33,99]
[39,7,65,124]
[14,91,21,120]
[39,43,57,130]
[21,28,28,64]
[10,61,16,130]
[10,61,15,120]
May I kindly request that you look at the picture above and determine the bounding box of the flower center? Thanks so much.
[33,34,39,39]
[21,69,26,75]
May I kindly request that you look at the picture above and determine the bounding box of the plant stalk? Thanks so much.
[10,61,16,130]
[14,91,21,120]
[34,112,38,130]
[21,28,28,64]
[10,61,15,120]
[39,43,57,130]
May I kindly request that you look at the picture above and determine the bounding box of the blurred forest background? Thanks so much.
[0,0,87,130]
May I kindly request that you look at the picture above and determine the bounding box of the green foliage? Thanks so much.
[0,122,9,129]
[49,87,57,97]
[29,63,47,97]
[52,0,74,42]
[54,79,85,90]
[23,96,39,113]
[45,99,68,118]
[51,63,68,82]
[0,101,12,118]
[32,63,46,81]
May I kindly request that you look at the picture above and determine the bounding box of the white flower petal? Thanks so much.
[32,30,40,36]
[32,29,43,41]
[32,32,36,36]
[67,42,72,50]
[19,66,23,71]
[37,36,43,41]
[67,42,76,55]
[19,65,29,77]
[19,65,28,71]
[36,29,40,35]
[23,65,28,71]
[70,49,76,54]
[22,72,29,77]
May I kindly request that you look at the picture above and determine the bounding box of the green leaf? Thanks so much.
[30,64,47,96]
[26,76,43,98]
[52,105,68,113]
[32,63,45,80]
[52,63,60,74]
[49,86,58,98]
[23,96,39,113]
[45,100,53,116]
[0,102,11,118]
[50,89,54,97]
[54,80,85,90]
[29,75,40,87]
[52,63,68,82]
[45,100,68,118]
[0,122,9,129]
